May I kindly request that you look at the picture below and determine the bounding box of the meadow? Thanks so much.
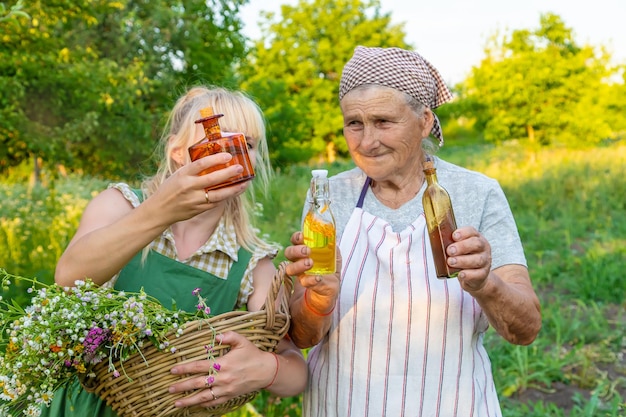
[1,142,625,416]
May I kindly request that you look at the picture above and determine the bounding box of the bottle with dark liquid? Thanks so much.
[188,106,255,191]
[422,156,461,278]
[302,169,336,275]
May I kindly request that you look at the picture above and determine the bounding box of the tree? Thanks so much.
[0,0,249,179]
[459,13,624,147]
[239,0,410,167]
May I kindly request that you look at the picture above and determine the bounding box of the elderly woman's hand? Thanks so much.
[445,226,492,292]
[284,231,341,348]
[284,231,341,298]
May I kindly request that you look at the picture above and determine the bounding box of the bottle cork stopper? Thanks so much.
[200,107,214,118]
[423,154,435,170]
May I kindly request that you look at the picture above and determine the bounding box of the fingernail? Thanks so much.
[453,231,460,240]
[168,387,175,393]
[448,257,457,265]
[171,368,179,374]
[448,245,457,255]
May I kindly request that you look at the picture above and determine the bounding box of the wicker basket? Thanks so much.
[81,262,292,417]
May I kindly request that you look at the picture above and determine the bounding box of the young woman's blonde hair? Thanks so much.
[141,86,274,252]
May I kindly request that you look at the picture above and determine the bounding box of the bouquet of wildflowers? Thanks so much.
[0,269,214,417]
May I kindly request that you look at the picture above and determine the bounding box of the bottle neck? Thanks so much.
[203,121,222,141]
[424,168,438,186]
[195,114,224,141]
[311,178,330,205]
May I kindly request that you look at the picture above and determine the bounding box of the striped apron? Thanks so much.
[303,178,501,417]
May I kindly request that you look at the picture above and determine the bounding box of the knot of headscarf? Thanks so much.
[339,46,453,145]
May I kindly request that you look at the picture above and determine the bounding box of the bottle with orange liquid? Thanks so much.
[188,106,255,191]
[302,169,336,275]
[422,155,461,278]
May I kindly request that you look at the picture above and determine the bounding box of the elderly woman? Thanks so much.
[286,46,541,416]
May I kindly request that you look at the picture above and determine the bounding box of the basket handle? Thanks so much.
[261,261,292,330]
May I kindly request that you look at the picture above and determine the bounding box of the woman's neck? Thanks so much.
[370,173,425,209]
[170,205,225,260]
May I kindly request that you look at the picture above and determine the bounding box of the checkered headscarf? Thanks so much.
[339,46,453,145]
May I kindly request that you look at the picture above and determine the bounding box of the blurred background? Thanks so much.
[1,0,624,416]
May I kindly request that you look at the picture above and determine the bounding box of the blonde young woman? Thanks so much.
[44,86,308,416]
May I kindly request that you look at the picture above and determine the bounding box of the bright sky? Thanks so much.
[240,0,626,85]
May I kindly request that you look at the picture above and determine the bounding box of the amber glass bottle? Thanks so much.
[422,156,461,278]
[188,106,255,191]
[302,169,336,274]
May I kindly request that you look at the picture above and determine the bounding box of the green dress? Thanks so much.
[39,245,252,417]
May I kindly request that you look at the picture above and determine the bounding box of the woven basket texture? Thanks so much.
[82,262,292,417]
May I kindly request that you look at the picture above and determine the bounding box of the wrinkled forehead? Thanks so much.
[339,84,408,109]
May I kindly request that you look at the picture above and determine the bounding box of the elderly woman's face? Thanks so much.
[340,85,432,183]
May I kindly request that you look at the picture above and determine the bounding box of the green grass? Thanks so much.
[1,142,625,416]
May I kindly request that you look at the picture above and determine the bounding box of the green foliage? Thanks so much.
[457,13,625,148]
[0,0,250,178]
[0,176,109,284]
[500,394,626,417]
[475,144,626,303]
[0,0,29,22]
[239,0,410,166]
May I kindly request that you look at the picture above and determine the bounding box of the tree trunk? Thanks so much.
[325,141,336,163]
[29,155,41,187]
[526,124,535,143]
